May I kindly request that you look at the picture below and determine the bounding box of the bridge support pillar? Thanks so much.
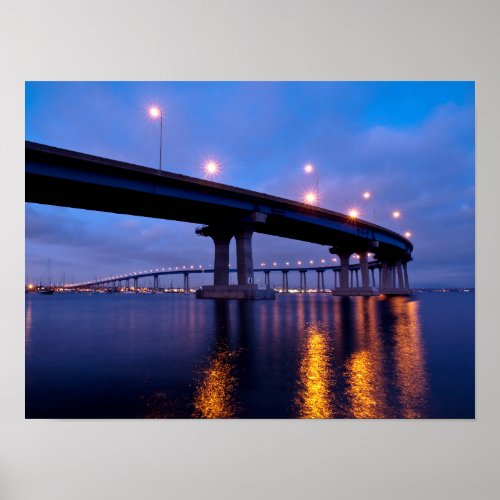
[264,270,271,289]
[332,253,352,295]
[212,232,232,286]
[196,224,275,300]
[133,277,138,290]
[333,269,339,289]
[380,259,411,295]
[183,272,190,292]
[355,252,378,295]
[281,270,289,292]
[153,274,159,290]
[396,260,405,290]
[403,261,410,290]
[316,270,325,292]
[332,251,379,296]
[236,229,254,285]
[299,270,307,292]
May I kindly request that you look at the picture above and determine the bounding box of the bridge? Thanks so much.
[65,261,388,294]
[26,141,413,299]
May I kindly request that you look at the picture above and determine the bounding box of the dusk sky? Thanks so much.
[25,81,474,288]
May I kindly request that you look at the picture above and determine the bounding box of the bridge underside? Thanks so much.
[26,142,413,299]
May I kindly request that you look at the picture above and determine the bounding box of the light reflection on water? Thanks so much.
[390,298,427,418]
[345,350,384,418]
[192,300,239,418]
[344,296,387,418]
[295,323,334,418]
[25,293,472,419]
[192,346,238,418]
[293,295,428,419]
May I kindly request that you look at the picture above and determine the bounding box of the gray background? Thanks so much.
[1,1,498,499]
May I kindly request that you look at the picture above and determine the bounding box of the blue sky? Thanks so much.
[25,81,474,288]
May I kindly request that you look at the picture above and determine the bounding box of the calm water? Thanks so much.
[25,292,474,419]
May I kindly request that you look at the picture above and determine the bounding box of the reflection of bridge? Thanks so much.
[66,261,388,293]
[26,141,413,299]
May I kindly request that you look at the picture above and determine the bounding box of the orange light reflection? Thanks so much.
[296,324,334,419]
[193,347,238,418]
[390,298,428,418]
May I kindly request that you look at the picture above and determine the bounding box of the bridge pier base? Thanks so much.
[332,287,380,296]
[196,224,276,300]
[196,284,275,300]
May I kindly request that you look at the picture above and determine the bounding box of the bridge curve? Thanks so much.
[26,141,413,298]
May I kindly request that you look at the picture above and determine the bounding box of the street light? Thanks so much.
[304,163,319,205]
[204,159,219,179]
[392,211,402,232]
[148,106,163,171]
[362,191,377,221]
[304,191,317,205]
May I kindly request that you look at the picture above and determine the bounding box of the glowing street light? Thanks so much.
[304,191,317,205]
[405,231,412,238]
[392,211,401,219]
[362,191,377,221]
[303,163,319,205]
[204,159,220,179]
[348,208,359,219]
[148,105,163,171]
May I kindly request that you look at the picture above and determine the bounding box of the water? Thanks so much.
[25,292,475,419]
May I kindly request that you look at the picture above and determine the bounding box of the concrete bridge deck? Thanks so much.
[26,142,413,299]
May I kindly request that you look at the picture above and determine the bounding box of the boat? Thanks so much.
[38,259,55,294]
